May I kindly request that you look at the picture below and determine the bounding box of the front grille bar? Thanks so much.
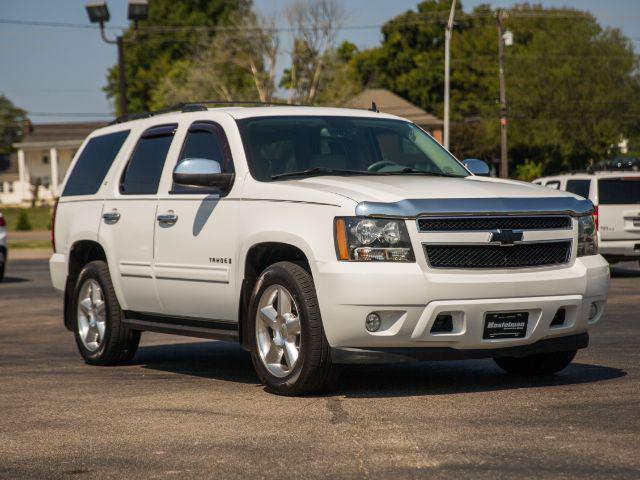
[417,215,571,232]
[424,241,572,269]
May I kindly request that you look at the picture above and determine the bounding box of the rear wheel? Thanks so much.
[73,261,140,365]
[494,349,577,375]
[248,261,335,395]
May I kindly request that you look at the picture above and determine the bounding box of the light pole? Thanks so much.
[86,1,149,116]
[443,0,457,150]
[496,10,511,178]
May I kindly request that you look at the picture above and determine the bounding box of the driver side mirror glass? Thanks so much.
[173,158,234,190]
[463,158,491,176]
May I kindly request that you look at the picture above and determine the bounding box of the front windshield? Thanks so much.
[237,116,469,181]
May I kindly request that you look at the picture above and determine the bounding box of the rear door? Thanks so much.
[597,176,640,241]
[99,124,178,313]
[153,120,239,321]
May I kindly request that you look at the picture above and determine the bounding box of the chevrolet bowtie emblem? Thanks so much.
[489,229,523,246]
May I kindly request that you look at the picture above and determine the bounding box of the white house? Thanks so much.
[0,121,106,205]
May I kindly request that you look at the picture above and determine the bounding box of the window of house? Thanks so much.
[42,155,49,164]
[62,130,130,197]
[120,124,177,195]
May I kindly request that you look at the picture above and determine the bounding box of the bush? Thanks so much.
[15,210,32,231]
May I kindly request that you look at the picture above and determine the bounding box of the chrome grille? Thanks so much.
[417,216,571,232]
[424,241,572,269]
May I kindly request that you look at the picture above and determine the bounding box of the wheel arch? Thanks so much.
[238,241,313,350]
[63,240,108,330]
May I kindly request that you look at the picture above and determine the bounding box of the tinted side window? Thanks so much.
[566,179,591,199]
[172,122,234,193]
[120,124,177,195]
[62,130,129,196]
[598,178,640,204]
[545,181,560,189]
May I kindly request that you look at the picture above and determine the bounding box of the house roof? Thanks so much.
[343,88,443,128]
[14,121,108,150]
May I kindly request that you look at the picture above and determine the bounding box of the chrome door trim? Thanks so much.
[355,197,594,219]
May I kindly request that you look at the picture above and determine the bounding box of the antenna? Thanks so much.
[368,101,379,113]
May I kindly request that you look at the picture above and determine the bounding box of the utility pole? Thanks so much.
[496,9,508,178]
[443,0,457,150]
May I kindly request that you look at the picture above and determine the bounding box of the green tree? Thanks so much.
[349,1,640,174]
[0,95,26,170]
[105,0,251,115]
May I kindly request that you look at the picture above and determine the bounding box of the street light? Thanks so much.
[86,1,149,116]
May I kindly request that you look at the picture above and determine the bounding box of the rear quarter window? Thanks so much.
[62,130,130,197]
[565,179,591,199]
[598,178,640,204]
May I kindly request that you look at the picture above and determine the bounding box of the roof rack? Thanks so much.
[109,100,308,125]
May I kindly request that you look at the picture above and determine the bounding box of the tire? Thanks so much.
[0,251,5,282]
[248,261,335,395]
[494,349,577,375]
[72,260,140,365]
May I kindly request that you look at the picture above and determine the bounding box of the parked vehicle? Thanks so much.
[534,172,640,265]
[0,212,6,281]
[50,105,609,395]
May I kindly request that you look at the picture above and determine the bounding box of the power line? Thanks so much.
[1,10,637,34]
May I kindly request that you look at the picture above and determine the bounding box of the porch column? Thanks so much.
[50,147,59,197]
[17,148,27,200]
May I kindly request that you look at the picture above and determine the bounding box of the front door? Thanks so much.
[99,123,178,313]
[153,121,239,321]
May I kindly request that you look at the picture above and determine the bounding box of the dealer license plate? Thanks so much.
[483,312,528,339]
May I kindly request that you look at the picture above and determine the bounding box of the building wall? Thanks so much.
[23,148,76,188]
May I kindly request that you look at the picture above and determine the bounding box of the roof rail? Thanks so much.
[109,100,308,125]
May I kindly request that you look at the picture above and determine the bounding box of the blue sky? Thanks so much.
[0,0,638,122]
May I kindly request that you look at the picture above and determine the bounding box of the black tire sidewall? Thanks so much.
[248,263,323,394]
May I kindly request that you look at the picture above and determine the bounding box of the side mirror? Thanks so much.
[173,158,234,190]
[463,158,490,176]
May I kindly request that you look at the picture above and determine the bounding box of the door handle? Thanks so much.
[157,213,178,226]
[102,211,121,223]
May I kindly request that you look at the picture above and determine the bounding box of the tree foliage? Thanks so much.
[349,1,640,175]
[0,95,26,156]
[104,0,251,115]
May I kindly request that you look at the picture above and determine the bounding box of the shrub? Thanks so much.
[15,210,32,231]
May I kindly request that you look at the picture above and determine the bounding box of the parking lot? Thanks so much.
[1,256,639,479]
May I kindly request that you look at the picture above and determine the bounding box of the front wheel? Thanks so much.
[248,261,335,395]
[0,250,5,282]
[494,349,577,375]
[72,260,140,365]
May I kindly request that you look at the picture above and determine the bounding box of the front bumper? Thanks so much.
[599,239,640,261]
[332,332,589,364]
[315,254,609,355]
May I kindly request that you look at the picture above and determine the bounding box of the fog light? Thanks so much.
[589,302,598,320]
[365,313,381,332]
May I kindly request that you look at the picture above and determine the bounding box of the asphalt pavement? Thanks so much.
[1,257,639,479]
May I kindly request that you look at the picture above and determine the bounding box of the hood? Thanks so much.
[285,175,582,204]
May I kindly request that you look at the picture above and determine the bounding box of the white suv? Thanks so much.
[49,105,609,395]
[534,172,640,264]
[0,212,6,281]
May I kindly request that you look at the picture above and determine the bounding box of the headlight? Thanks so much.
[577,214,598,256]
[335,217,415,262]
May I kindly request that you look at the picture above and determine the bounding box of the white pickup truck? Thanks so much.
[49,105,609,395]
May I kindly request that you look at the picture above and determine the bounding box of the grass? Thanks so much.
[0,207,52,231]
[8,240,52,250]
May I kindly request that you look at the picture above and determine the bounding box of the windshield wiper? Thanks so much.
[384,167,462,178]
[271,167,379,180]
